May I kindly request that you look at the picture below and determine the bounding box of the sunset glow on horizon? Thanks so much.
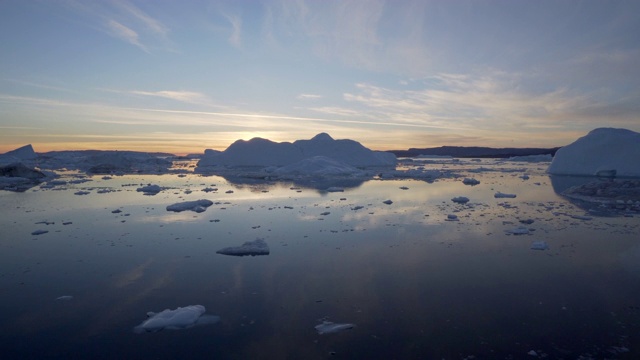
[1,1,639,155]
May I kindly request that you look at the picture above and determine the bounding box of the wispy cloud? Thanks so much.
[64,0,171,53]
[107,19,147,52]
[128,90,209,104]
[224,13,242,48]
[297,93,323,100]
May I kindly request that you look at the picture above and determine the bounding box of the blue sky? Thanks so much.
[1,0,639,154]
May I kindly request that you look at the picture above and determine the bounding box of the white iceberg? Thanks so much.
[133,305,220,333]
[216,238,270,256]
[166,199,214,213]
[547,128,640,177]
[0,144,38,165]
[315,320,355,335]
[197,133,396,169]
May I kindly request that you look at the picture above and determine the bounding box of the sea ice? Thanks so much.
[166,199,214,213]
[505,226,530,235]
[315,320,355,334]
[55,295,73,301]
[508,154,553,162]
[462,178,480,186]
[451,196,470,204]
[382,200,393,205]
[216,238,270,256]
[273,156,363,176]
[31,229,48,235]
[530,241,549,250]
[445,214,459,221]
[133,305,220,333]
[137,184,162,195]
[494,192,517,198]
[548,128,640,177]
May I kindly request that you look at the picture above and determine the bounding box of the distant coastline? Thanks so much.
[389,146,560,159]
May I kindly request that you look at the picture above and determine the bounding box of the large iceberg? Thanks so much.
[272,156,364,176]
[547,128,640,177]
[197,133,396,169]
[0,144,38,165]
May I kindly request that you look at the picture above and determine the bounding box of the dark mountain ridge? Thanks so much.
[390,146,560,158]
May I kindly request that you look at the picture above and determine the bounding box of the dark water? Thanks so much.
[1,164,640,359]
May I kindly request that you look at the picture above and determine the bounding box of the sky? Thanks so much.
[1,0,639,155]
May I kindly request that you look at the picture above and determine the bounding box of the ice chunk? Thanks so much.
[445,214,459,221]
[56,295,73,301]
[315,320,355,335]
[31,229,48,235]
[382,199,393,205]
[462,178,480,186]
[505,226,530,235]
[216,238,270,256]
[494,191,517,198]
[133,305,219,333]
[166,200,214,213]
[136,184,162,195]
[530,241,549,250]
[451,196,469,204]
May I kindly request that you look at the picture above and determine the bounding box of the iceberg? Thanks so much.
[547,128,640,177]
[272,156,364,176]
[216,238,270,256]
[197,133,396,169]
[166,199,214,213]
[315,320,355,335]
[136,184,162,195]
[133,305,219,333]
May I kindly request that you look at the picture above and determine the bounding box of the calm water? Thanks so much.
[1,160,639,359]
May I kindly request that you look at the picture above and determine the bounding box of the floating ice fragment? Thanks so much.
[31,229,48,235]
[136,184,162,195]
[320,212,330,216]
[570,215,592,221]
[399,186,409,190]
[133,305,219,333]
[382,200,393,205]
[527,350,538,356]
[463,178,480,186]
[451,196,469,204]
[326,187,344,192]
[166,199,214,213]
[216,238,270,257]
[351,206,364,210]
[505,226,530,235]
[56,295,73,301]
[495,191,517,198]
[315,320,355,335]
[530,241,549,250]
[445,214,459,221]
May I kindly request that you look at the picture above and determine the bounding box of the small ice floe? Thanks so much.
[399,186,409,190]
[520,174,530,180]
[74,191,90,195]
[112,209,122,214]
[527,350,538,356]
[136,184,162,195]
[451,196,469,204]
[519,219,535,224]
[315,320,355,335]
[166,199,214,213]
[55,295,73,301]
[320,212,330,216]
[31,229,48,235]
[382,200,393,205]
[445,214,459,221]
[216,238,270,257]
[530,241,549,250]
[351,206,364,211]
[225,190,234,194]
[462,178,480,186]
[494,191,517,198]
[505,226,530,235]
[570,215,592,221]
[133,305,220,333]
[326,187,344,192]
